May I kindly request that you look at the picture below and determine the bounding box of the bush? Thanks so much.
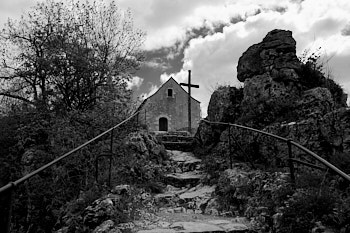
[298,60,346,108]
[279,188,336,233]
[0,104,141,233]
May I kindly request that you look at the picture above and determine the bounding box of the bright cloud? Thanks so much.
[126,76,144,90]
[160,69,189,84]
[141,84,159,100]
[143,60,170,71]
[119,0,294,50]
[145,0,350,116]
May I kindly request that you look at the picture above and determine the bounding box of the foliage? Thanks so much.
[279,188,336,233]
[0,2,145,230]
[109,133,168,193]
[0,0,145,112]
[0,101,142,232]
[201,153,230,185]
[53,133,166,232]
[329,152,350,174]
[298,48,346,108]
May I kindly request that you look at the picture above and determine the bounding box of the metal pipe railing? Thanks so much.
[201,119,350,184]
[0,110,140,233]
[291,141,350,182]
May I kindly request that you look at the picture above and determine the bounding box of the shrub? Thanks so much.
[298,57,346,108]
[279,188,336,233]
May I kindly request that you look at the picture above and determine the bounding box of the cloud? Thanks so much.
[160,69,189,84]
[0,0,42,26]
[141,84,159,100]
[156,0,350,116]
[143,60,170,70]
[341,80,350,105]
[119,0,292,50]
[126,76,144,90]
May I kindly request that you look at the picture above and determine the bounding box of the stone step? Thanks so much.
[167,150,202,172]
[155,184,216,213]
[162,142,194,151]
[137,220,250,233]
[165,171,203,188]
[152,131,191,137]
[157,135,194,143]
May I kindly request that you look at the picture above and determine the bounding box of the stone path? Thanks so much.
[134,149,251,233]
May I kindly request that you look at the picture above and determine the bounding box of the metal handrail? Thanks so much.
[201,119,350,183]
[0,110,140,194]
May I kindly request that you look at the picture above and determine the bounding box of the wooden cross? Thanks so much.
[180,70,199,134]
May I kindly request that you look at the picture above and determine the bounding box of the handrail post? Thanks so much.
[109,129,114,188]
[137,112,139,127]
[287,139,296,186]
[95,157,98,183]
[2,182,16,233]
[228,125,233,169]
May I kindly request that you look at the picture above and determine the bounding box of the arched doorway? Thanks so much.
[159,117,168,131]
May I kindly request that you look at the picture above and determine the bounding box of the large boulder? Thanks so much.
[237,30,303,127]
[295,87,334,119]
[240,73,300,127]
[237,29,300,82]
[83,194,123,229]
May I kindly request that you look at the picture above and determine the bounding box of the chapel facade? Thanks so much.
[137,77,201,133]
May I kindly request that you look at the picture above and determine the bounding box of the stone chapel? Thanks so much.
[136,77,201,133]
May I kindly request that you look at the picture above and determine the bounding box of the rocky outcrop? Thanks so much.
[215,165,293,232]
[200,29,306,133]
[83,194,123,229]
[194,28,349,233]
[260,107,350,165]
[195,86,243,146]
[237,30,304,127]
[295,87,334,119]
[198,28,350,160]
[207,86,243,123]
[237,29,300,83]
[126,130,167,161]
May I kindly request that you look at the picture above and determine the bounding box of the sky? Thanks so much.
[1,0,350,117]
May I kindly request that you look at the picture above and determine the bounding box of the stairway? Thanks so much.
[154,131,194,152]
[134,132,251,233]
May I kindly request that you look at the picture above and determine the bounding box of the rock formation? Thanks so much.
[196,29,350,166]
[237,29,300,83]
[194,29,350,233]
